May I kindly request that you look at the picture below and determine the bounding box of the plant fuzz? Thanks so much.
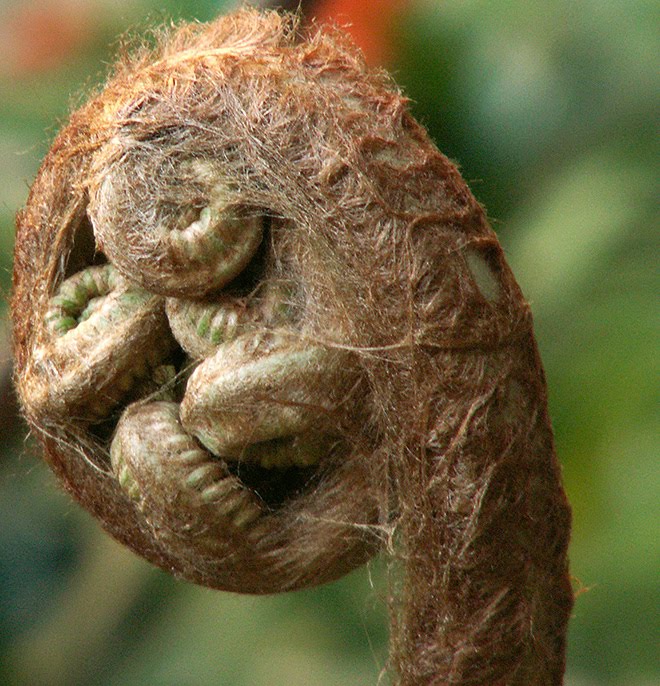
[12,9,573,685]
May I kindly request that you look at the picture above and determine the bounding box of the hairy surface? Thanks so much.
[12,9,573,685]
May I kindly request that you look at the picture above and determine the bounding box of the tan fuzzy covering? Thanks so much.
[12,9,572,685]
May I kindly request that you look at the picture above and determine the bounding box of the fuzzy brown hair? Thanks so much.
[12,9,573,685]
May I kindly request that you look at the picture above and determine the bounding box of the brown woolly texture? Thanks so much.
[12,9,573,685]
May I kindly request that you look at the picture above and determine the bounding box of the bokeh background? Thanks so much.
[0,0,657,684]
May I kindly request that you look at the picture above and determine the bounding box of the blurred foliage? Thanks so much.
[0,1,657,685]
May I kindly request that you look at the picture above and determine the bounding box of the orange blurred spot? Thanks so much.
[0,0,96,77]
[312,0,410,66]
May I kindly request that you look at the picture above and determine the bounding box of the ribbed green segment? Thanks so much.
[52,316,78,334]
[78,297,103,323]
[196,309,212,339]
[209,317,225,345]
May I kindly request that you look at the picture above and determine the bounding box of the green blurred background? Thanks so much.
[0,1,657,684]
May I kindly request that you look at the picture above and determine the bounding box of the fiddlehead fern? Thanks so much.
[12,9,572,684]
